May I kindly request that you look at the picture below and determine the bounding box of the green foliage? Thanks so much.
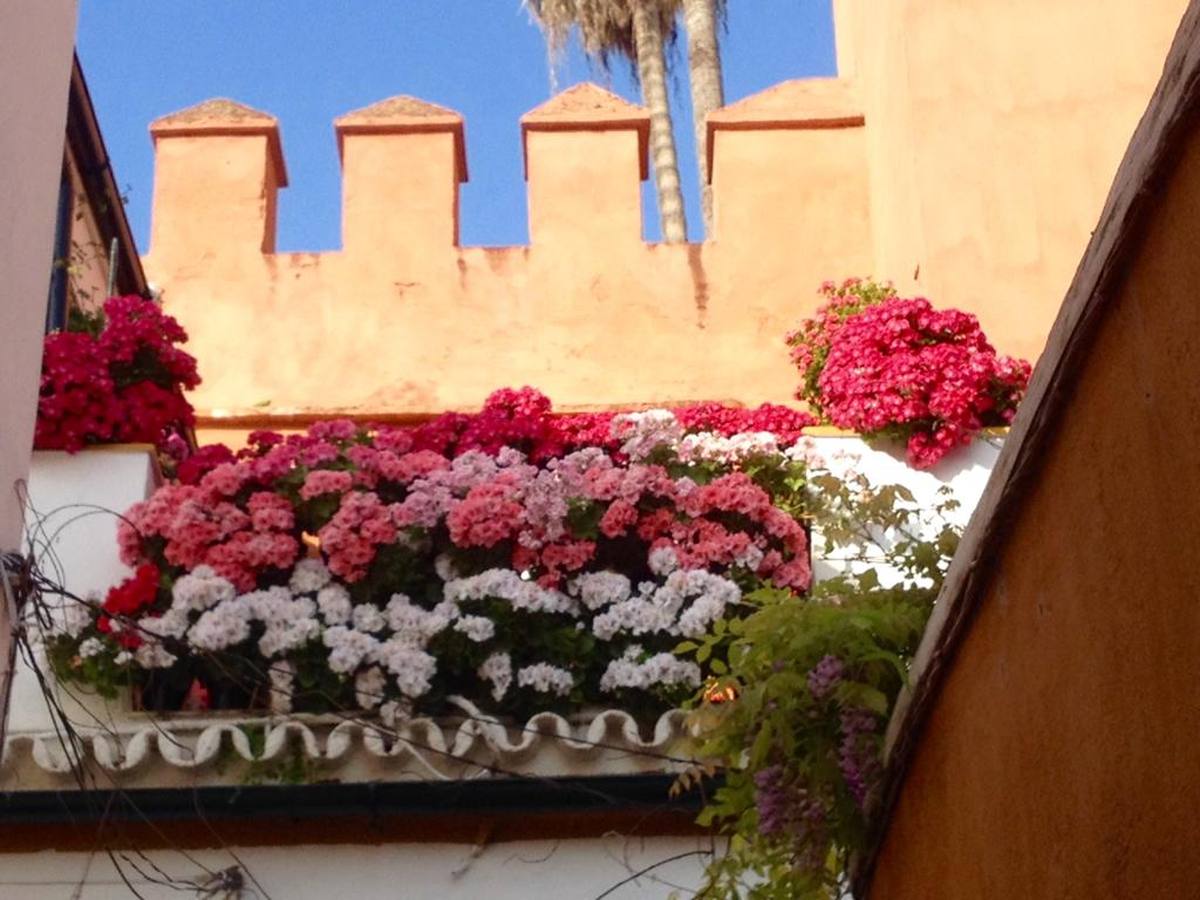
[677,470,961,898]
[233,724,328,786]
[66,304,106,337]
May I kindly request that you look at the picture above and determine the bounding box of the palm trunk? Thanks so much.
[631,0,688,243]
[682,0,724,236]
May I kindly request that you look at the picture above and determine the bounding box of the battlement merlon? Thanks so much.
[146,79,867,258]
[148,99,286,257]
[334,96,466,254]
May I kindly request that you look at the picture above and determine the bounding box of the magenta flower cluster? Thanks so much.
[788,279,1030,468]
[35,296,199,452]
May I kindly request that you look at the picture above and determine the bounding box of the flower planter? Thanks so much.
[8,446,161,737]
[23,415,1008,748]
[802,430,1005,585]
[23,445,161,599]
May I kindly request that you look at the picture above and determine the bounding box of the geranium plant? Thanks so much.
[787,279,1030,469]
[42,389,815,723]
[35,295,199,453]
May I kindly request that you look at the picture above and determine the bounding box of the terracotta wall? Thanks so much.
[146,1,1185,442]
[145,83,872,433]
[867,116,1200,899]
[0,0,77,550]
[838,0,1188,363]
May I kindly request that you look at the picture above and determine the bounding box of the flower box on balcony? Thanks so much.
[7,446,162,740]
[23,445,162,597]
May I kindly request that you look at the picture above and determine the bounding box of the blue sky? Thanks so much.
[77,1,836,251]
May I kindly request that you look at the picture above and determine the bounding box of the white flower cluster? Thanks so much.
[599,646,702,693]
[677,430,782,464]
[38,592,93,641]
[321,592,455,703]
[288,558,332,594]
[591,569,741,640]
[454,615,495,642]
[385,593,455,645]
[322,626,376,674]
[610,409,684,461]
[173,566,237,612]
[444,569,576,615]
[132,607,190,669]
[375,640,437,698]
[355,666,387,709]
[188,598,252,652]
[477,651,512,702]
[516,662,575,697]
[569,571,632,610]
[647,546,680,577]
[102,561,469,708]
[317,583,352,624]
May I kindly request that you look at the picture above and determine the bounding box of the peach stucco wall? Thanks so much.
[840,0,1189,364]
[144,2,1186,439]
[0,0,77,550]
[145,83,873,429]
[867,109,1200,900]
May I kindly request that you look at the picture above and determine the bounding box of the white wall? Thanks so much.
[0,837,714,899]
[0,0,78,551]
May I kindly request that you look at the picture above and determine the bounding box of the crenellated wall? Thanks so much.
[146,82,873,435]
[142,0,1189,440]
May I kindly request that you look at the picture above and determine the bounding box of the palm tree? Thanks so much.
[527,0,689,244]
[681,0,725,235]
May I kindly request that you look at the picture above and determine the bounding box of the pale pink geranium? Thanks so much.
[319,492,398,582]
[119,482,298,592]
[447,482,525,548]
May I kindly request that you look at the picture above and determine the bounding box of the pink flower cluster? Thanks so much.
[119,468,299,591]
[787,281,1030,468]
[35,296,199,452]
[786,279,899,416]
[119,391,816,599]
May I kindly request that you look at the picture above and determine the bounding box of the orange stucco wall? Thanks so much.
[146,85,873,430]
[144,1,1186,442]
[867,114,1200,900]
[840,0,1188,364]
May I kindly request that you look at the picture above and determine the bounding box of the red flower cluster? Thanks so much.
[97,563,161,647]
[35,296,199,452]
[674,402,816,442]
[399,388,816,461]
[816,297,1030,468]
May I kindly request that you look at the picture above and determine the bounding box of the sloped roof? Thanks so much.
[704,78,863,182]
[521,83,650,180]
[149,98,289,187]
[334,95,467,181]
[336,95,461,124]
[852,2,1200,894]
[522,82,648,124]
[150,98,276,129]
[67,54,147,296]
